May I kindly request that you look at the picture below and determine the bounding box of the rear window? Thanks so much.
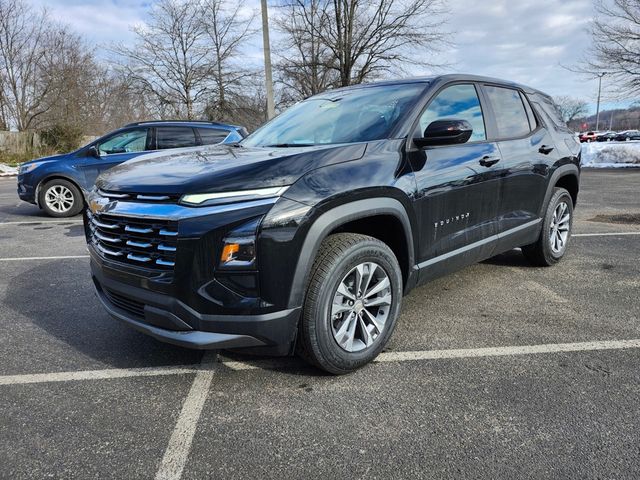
[484,86,531,138]
[197,128,229,145]
[156,127,197,149]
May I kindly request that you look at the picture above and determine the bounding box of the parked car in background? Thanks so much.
[579,131,598,143]
[17,121,247,217]
[613,130,640,141]
[596,131,616,142]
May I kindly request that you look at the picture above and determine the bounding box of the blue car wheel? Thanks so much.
[39,179,84,217]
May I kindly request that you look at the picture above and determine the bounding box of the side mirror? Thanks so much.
[87,146,100,159]
[414,119,473,148]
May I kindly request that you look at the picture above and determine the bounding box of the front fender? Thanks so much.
[258,197,415,310]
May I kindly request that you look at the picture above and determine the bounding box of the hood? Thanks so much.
[96,143,367,195]
[23,153,69,166]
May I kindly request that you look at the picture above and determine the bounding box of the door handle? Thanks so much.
[539,145,554,155]
[479,156,500,167]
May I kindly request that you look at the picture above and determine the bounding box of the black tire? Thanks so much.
[38,179,84,217]
[522,187,573,266]
[297,233,403,374]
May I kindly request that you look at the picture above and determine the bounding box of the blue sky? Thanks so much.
[34,0,637,114]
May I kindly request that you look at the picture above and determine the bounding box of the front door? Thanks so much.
[408,83,502,281]
[82,127,152,188]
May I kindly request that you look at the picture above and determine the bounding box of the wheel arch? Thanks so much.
[539,164,580,216]
[36,174,87,208]
[287,197,416,309]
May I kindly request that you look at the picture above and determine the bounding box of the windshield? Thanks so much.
[242,83,428,147]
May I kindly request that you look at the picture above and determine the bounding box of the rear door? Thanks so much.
[480,85,553,240]
[155,126,198,150]
[409,83,502,278]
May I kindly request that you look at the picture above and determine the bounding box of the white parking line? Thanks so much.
[0,220,83,226]
[220,338,640,370]
[0,365,198,386]
[573,232,640,237]
[2,339,640,386]
[0,255,89,262]
[376,339,640,363]
[155,352,217,480]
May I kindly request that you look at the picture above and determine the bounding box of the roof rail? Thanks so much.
[124,120,232,127]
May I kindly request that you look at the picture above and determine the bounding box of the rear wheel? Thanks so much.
[522,187,573,266]
[297,233,403,374]
[39,179,83,217]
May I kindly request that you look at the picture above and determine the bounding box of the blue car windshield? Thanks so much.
[242,83,428,147]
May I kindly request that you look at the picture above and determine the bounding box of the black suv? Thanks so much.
[85,75,580,374]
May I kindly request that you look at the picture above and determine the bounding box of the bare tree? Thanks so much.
[112,0,213,119]
[586,0,640,96]
[201,0,257,122]
[276,0,448,89]
[554,96,589,125]
[0,0,56,130]
[274,0,338,103]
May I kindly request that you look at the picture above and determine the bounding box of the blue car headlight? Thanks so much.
[19,162,42,174]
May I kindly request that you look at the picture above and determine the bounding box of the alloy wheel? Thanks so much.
[549,201,571,254]
[44,185,74,214]
[330,262,392,352]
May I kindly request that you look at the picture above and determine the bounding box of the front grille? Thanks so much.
[104,288,145,318]
[87,210,178,270]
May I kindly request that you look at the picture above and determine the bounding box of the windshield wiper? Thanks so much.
[264,143,315,148]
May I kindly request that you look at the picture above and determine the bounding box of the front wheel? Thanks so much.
[522,187,573,266]
[39,179,83,217]
[297,233,403,374]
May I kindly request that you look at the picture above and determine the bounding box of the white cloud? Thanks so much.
[28,0,637,112]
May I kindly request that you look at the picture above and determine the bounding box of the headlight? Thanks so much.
[19,162,42,174]
[219,217,261,269]
[181,186,289,207]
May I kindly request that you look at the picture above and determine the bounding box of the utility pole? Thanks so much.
[260,0,275,120]
[595,72,606,131]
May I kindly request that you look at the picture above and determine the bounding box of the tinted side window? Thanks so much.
[418,84,486,142]
[197,128,229,145]
[484,86,531,138]
[156,127,197,149]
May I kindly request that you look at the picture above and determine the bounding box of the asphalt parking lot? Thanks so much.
[1,169,639,479]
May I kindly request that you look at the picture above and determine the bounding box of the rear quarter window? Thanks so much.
[197,128,230,145]
[530,94,571,132]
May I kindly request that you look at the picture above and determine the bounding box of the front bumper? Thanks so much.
[91,259,301,352]
[17,177,36,204]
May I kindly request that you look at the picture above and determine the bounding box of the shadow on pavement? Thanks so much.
[4,259,203,369]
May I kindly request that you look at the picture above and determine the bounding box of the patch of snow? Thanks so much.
[0,163,18,176]
[581,141,640,168]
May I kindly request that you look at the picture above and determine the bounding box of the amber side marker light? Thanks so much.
[221,243,240,263]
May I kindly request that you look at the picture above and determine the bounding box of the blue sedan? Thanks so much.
[17,120,247,217]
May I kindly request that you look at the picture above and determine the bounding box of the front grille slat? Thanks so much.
[126,239,152,248]
[99,189,180,203]
[87,209,178,271]
[125,225,154,234]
